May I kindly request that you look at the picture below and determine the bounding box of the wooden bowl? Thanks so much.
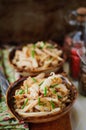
[9,42,64,76]
[6,75,77,123]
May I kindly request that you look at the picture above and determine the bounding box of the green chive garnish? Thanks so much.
[50,84,58,88]
[58,95,62,99]
[39,42,45,49]
[53,90,57,94]
[32,77,37,82]
[31,50,35,58]
[15,91,19,95]
[38,97,46,106]
[19,89,24,94]
[44,87,47,96]
[33,44,36,49]
[50,101,55,109]
[38,97,40,105]
[22,98,28,109]
[39,81,44,86]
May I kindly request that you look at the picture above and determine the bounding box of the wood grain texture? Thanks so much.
[29,113,72,130]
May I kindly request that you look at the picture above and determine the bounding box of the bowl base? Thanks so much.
[29,113,72,130]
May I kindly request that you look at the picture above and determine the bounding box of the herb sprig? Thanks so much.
[22,98,28,109]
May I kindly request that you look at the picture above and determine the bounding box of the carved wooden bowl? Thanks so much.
[9,42,64,76]
[6,74,77,123]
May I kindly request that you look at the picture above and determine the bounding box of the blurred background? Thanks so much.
[0,0,86,44]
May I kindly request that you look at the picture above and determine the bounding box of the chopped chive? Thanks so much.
[22,98,28,109]
[15,91,19,95]
[53,90,57,94]
[39,81,44,86]
[32,77,37,82]
[31,50,35,58]
[19,89,24,94]
[50,101,55,109]
[39,42,45,49]
[38,97,40,105]
[33,44,36,49]
[57,95,62,99]
[50,84,58,88]
[44,87,47,96]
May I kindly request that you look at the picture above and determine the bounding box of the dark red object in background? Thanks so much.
[70,48,80,79]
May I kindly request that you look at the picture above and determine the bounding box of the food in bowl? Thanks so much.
[9,41,64,76]
[9,72,77,121]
